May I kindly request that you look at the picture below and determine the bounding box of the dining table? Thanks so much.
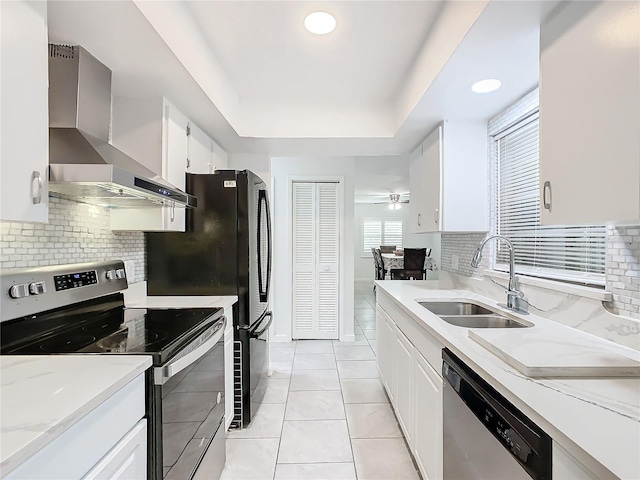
[380,252,435,279]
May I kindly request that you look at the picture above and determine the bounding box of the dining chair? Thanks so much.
[372,248,387,280]
[379,245,396,254]
[390,247,427,280]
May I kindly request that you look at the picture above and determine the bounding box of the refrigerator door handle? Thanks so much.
[250,311,272,338]
[257,189,272,303]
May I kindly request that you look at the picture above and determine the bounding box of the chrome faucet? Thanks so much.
[471,235,527,314]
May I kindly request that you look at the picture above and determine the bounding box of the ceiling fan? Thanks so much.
[375,193,410,210]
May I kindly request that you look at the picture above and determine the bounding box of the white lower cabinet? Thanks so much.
[552,442,599,480]
[376,305,395,403]
[83,419,147,480]
[413,351,443,480]
[376,296,444,480]
[6,374,146,480]
[393,325,415,448]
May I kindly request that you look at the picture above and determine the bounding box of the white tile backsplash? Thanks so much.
[0,197,145,282]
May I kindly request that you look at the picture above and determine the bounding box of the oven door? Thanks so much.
[155,318,226,480]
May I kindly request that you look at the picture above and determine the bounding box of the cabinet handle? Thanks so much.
[434,208,439,225]
[31,171,43,204]
[186,158,191,169]
[543,181,552,211]
[170,202,175,222]
[418,213,421,226]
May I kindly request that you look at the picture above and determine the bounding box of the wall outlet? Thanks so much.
[452,254,459,270]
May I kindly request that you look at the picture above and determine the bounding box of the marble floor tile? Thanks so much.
[270,347,295,363]
[228,404,285,439]
[345,403,402,438]
[356,319,376,330]
[352,439,420,480]
[262,378,290,404]
[278,420,352,463]
[362,329,377,341]
[289,369,341,391]
[293,353,337,371]
[271,341,297,348]
[334,345,376,361]
[219,438,280,480]
[369,341,378,355]
[295,340,334,354]
[285,390,345,420]
[353,325,364,335]
[274,463,356,480]
[337,360,379,379]
[341,379,389,404]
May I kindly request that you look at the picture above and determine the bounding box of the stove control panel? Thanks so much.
[54,270,98,291]
[1,260,127,322]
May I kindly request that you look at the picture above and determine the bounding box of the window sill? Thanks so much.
[481,269,613,302]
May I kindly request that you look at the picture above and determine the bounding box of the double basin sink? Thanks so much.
[418,301,532,328]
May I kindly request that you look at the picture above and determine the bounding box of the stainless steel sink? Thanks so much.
[417,300,531,328]
[418,301,494,316]
[438,315,528,328]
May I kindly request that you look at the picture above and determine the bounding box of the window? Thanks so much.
[362,218,403,256]
[492,109,606,286]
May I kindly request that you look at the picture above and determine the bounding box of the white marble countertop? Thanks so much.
[0,355,152,475]
[123,282,238,310]
[375,279,640,480]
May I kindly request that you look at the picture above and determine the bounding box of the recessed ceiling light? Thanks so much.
[304,12,336,35]
[471,79,502,94]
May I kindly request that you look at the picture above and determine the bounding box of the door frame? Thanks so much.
[288,175,346,341]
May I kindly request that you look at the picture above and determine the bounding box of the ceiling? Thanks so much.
[47,0,561,199]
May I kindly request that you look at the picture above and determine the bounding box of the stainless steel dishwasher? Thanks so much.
[442,349,552,480]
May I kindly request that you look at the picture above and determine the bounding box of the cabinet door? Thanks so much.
[0,0,49,223]
[413,351,443,480]
[393,325,415,448]
[375,305,395,402]
[188,123,214,174]
[409,126,442,233]
[162,103,189,230]
[83,420,147,480]
[540,1,640,224]
[421,126,442,232]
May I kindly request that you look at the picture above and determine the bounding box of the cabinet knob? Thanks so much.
[434,208,439,225]
[418,213,421,226]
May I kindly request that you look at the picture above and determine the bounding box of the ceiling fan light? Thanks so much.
[389,203,401,210]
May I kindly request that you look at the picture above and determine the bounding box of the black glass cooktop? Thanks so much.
[0,293,223,365]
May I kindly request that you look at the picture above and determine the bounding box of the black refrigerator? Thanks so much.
[146,170,272,428]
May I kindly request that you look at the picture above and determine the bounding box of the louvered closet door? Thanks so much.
[293,182,339,340]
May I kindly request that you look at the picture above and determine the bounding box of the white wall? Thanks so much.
[227,153,271,188]
[353,203,441,281]
[270,156,357,343]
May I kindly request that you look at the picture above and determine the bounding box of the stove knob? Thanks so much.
[106,270,116,280]
[115,268,126,280]
[29,281,47,295]
[9,284,29,299]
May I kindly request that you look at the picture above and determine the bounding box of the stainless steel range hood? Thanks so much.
[48,44,197,209]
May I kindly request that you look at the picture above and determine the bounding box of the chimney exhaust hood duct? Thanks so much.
[47,44,197,209]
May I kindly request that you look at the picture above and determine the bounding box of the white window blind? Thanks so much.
[493,112,606,285]
[363,218,403,256]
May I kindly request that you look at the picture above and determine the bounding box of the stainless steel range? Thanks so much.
[1,261,226,480]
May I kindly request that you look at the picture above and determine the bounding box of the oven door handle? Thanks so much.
[154,317,225,385]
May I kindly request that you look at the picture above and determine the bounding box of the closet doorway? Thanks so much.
[292,181,340,339]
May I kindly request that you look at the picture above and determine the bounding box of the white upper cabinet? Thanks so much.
[409,121,487,233]
[187,122,214,174]
[540,1,640,225]
[110,98,189,231]
[0,0,49,224]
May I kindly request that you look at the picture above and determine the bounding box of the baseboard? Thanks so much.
[340,333,356,342]
[271,334,292,343]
